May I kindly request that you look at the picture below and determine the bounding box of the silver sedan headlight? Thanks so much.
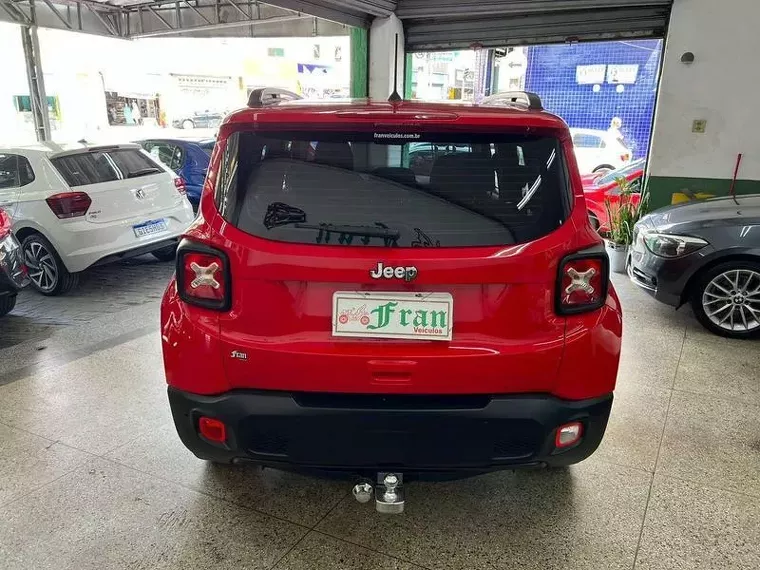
[642,232,709,258]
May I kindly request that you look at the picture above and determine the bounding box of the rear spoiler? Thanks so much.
[48,143,142,159]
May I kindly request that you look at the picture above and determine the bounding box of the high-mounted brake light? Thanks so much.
[46,192,92,219]
[556,253,609,315]
[176,242,231,311]
[174,177,187,195]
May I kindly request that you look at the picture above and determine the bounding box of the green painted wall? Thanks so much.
[349,28,368,98]
[646,176,760,210]
[404,53,413,99]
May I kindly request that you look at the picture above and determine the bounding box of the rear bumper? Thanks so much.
[55,200,194,272]
[168,387,613,475]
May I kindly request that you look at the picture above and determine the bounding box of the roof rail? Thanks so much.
[247,88,302,108]
[479,91,543,111]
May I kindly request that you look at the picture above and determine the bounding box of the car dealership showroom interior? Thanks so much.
[1,0,759,568]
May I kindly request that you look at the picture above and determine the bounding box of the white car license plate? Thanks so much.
[332,291,453,341]
[133,219,168,238]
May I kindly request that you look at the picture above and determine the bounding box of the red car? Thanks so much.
[161,90,622,507]
[0,208,29,317]
[583,159,645,232]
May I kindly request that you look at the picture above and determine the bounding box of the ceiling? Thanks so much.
[0,0,672,47]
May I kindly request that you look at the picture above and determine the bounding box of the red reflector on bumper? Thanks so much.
[555,421,583,448]
[198,416,226,443]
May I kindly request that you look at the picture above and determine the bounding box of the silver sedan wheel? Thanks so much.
[702,269,760,332]
[24,241,58,293]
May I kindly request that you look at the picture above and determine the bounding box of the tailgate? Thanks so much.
[50,146,182,223]
[207,127,576,394]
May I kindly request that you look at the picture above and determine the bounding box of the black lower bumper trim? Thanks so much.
[168,388,613,475]
[91,238,178,267]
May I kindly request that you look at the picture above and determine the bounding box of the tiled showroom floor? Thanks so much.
[0,258,758,570]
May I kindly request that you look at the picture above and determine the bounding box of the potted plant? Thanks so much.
[604,177,648,274]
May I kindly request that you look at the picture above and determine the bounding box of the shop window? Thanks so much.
[313,44,321,60]
[13,95,60,119]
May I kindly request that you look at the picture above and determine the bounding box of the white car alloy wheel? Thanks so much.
[701,268,760,333]
[182,120,195,129]
[24,239,59,293]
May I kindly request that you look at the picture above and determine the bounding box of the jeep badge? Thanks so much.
[370,262,418,282]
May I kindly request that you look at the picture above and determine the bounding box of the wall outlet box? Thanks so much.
[692,119,707,133]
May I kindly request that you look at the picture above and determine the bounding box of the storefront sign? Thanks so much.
[607,64,639,84]
[576,64,606,85]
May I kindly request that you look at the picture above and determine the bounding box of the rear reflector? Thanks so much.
[46,192,92,219]
[198,416,226,443]
[174,177,187,195]
[176,243,231,311]
[555,422,583,448]
[556,253,609,315]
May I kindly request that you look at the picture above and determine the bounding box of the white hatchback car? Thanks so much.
[569,128,632,174]
[0,143,194,295]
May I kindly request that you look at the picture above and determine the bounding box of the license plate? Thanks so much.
[332,291,453,341]
[133,219,167,238]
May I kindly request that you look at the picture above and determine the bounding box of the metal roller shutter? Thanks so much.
[400,0,673,51]
[260,0,395,28]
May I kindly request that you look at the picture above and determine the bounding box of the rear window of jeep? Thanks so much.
[213,130,571,247]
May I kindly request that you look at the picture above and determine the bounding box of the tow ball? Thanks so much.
[352,473,405,514]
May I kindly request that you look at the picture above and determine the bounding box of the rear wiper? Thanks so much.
[296,222,400,246]
[128,167,162,178]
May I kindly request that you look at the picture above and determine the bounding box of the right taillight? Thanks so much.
[174,177,187,195]
[46,192,92,219]
[556,252,609,315]
[176,242,230,311]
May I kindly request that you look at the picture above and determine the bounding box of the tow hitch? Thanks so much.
[352,473,405,514]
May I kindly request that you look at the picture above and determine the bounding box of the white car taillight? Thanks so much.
[174,177,187,195]
[46,192,92,219]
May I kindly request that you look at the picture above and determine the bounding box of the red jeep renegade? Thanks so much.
[161,89,622,488]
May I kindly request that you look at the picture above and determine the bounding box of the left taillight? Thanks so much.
[174,177,187,195]
[556,252,609,315]
[46,192,91,219]
[176,242,230,311]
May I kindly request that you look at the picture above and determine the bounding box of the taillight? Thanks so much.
[0,209,10,239]
[621,152,631,162]
[176,242,230,311]
[174,177,187,195]
[46,192,92,219]
[556,252,609,315]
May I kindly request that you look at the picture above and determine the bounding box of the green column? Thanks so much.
[350,28,368,98]
[404,53,413,99]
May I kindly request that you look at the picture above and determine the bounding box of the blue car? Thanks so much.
[137,138,215,208]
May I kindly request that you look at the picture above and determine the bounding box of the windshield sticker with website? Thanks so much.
[373,133,421,141]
